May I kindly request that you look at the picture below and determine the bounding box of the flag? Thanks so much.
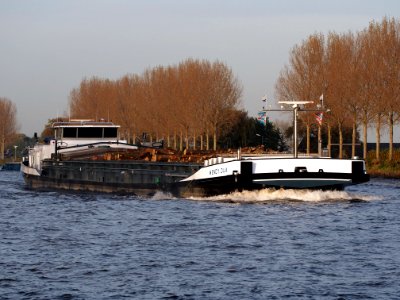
[257,111,267,125]
[315,112,323,126]
[319,94,324,101]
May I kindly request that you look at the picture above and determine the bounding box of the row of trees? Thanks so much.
[0,97,18,160]
[220,111,287,151]
[276,17,400,160]
[70,59,242,150]
[9,17,396,159]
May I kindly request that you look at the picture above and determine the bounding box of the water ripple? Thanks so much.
[0,172,399,299]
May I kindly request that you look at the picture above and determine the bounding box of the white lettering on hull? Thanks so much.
[209,167,228,176]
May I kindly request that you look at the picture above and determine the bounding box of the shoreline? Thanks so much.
[367,169,400,179]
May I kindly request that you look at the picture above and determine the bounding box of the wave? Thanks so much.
[189,188,382,204]
[150,191,175,200]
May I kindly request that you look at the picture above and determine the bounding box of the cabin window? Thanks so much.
[104,127,118,138]
[63,127,77,138]
[78,127,103,138]
[60,126,118,138]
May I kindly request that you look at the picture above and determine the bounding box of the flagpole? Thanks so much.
[293,106,298,157]
[318,124,322,156]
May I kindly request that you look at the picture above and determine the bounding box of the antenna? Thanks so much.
[279,101,313,108]
[261,95,267,109]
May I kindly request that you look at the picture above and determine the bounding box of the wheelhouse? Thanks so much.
[53,120,120,140]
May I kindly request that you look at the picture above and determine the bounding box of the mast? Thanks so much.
[278,101,313,158]
[54,126,58,159]
[262,100,329,158]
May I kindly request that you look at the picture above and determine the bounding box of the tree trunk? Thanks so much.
[363,119,368,159]
[352,121,356,158]
[185,129,188,149]
[206,129,209,151]
[375,115,381,162]
[173,130,177,150]
[327,124,331,157]
[0,137,4,161]
[179,130,183,151]
[306,124,310,155]
[389,112,394,161]
[213,127,217,151]
[339,123,343,159]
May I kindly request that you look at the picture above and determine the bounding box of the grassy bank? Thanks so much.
[366,149,400,178]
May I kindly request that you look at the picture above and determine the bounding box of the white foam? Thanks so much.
[190,188,381,203]
[150,191,175,200]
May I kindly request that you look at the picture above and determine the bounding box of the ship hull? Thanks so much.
[21,157,370,198]
[21,160,202,197]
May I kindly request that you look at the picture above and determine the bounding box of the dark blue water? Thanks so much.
[1,171,399,299]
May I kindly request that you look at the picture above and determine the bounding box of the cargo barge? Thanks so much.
[21,116,369,197]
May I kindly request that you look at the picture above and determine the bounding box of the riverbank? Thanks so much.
[366,150,400,179]
[367,166,400,178]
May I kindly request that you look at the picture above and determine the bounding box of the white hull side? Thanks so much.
[20,163,40,176]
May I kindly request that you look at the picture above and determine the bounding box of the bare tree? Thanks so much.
[355,30,375,159]
[276,33,326,154]
[69,77,117,122]
[68,59,241,150]
[205,61,242,150]
[377,18,400,161]
[276,17,400,160]
[326,32,355,158]
[0,98,18,160]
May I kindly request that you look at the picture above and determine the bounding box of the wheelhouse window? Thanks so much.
[78,127,103,138]
[104,127,118,138]
[60,126,119,138]
[63,127,77,138]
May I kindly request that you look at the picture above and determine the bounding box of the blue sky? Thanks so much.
[1,0,400,136]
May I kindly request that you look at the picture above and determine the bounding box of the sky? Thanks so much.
[1,0,400,137]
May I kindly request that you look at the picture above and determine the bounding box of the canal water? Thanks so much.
[1,171,399,299]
